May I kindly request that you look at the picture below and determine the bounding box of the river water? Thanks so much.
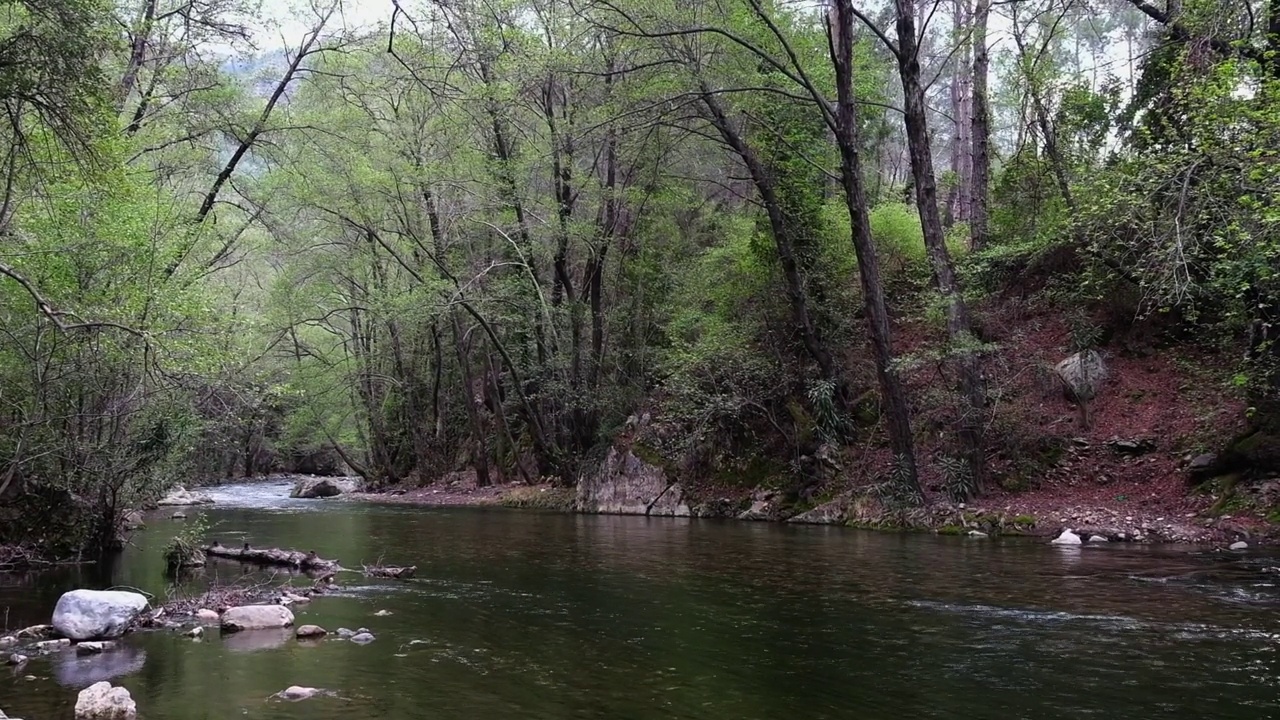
[1,481,1278,719]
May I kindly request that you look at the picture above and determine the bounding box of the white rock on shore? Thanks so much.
[1050,529,1082,545]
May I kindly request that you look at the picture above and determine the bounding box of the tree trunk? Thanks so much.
[828,0,922,501]
[948,0,973,227]
[970,0,992,250]
[697,85,842,395]
[893,0,986,495]
[452,313,491,488]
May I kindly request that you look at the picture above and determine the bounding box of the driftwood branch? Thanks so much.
[206,541,340,571]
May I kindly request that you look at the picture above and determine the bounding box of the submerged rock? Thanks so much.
[52,590,150,641]
[1050,529,1083,545]
[74,681,136,719]
[183,627,203,639]
[349,632,375,644]
[220,605,294,632]
[53,646,146,687]
[373,609,392,617]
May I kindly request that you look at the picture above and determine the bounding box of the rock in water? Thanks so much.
[1230,540,1249,550]
[52,590,150,641]
[335,628,355,638]
[373,609,392,617]
[290,478,357,499]
[7,654,27,666]
[1088,535,1110,543]
[76,641,116,656]
[183,627,203,638]
[156,487,214,506]
[74,681,136,719]
[195,609,220,623]
[350,632,375,644]
[278,686,321,701]
[1051,529,1083,545]
[0,636,15,648]
[34,638,71,654]
[220,605,294,632]
[295,625,327,639]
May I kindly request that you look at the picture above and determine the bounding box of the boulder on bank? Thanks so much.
[1050,529,1083,545]
[1055,350,1108,403]
[220,605,294,632]
[52,590,149,641]
[156,487,214,506]
[74,681,136,719]
[290,477,359,499]
[576,446,691,516]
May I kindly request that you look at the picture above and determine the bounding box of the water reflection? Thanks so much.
[52,646,146,687]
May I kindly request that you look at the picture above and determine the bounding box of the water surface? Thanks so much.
[1,481,1277,719]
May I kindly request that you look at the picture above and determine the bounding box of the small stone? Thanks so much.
[1230,541,1249,550]
[350,632,375,644]
[335,627,355,638]
[295,625,327,639]
[75,641,116,656]
[171,511,187,520]
[33,638,71,655]
[183,626,203,638]
[1088,535,1109,543]
[373,609,392,616]
[967,530,988,538]
[7,654,28,666]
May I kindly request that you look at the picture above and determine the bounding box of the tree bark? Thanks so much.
[893,0,986,495]
[828,0,922,500]
[970,0,991,250]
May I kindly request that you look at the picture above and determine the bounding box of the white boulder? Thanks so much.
[75,681,136,719]
[1050,529,1083,545]
[156,487,214,506]
[220,605,294,632]
[52,590,149,641]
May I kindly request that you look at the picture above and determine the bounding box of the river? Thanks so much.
[1,481,1278,719]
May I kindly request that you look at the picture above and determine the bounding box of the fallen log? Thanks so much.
[205,541,340,571]
[362,564,416,580]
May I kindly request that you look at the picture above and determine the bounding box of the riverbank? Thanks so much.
[343,475,1275,547]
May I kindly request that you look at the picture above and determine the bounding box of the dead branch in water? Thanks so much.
[205,541,340,571]
[0,544,52,572]
[362,564,416,580]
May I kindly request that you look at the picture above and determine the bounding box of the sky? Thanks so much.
[255,0,394,47]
